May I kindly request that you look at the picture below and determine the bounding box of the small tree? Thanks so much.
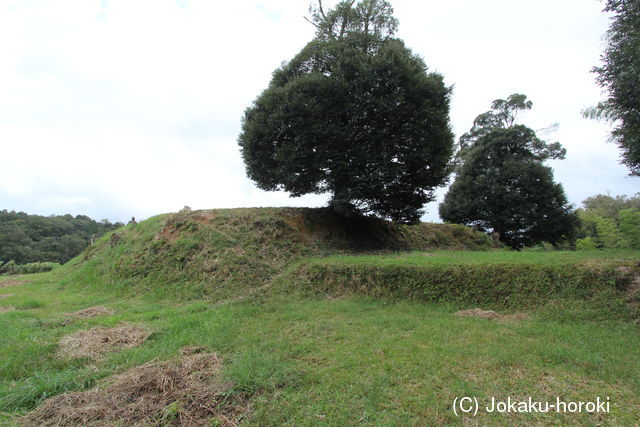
[439,94,578,249]
[594,216,626,248]
[618,208,640,249]
[239,0,454,224]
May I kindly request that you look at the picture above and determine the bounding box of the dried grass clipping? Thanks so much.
[23,350,245,426]
[56,323,151,360]
[0,279,26,288]
[64,306,114,319]
[455,308,529,321]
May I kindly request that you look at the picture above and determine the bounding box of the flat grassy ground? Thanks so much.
[1,250,639,426]
[312,249,640,266]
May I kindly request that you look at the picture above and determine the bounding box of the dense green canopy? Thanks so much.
[440,94,578,249]
[239,0,454,224]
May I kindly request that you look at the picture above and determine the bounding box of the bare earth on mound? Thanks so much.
[23,349,245,426]
[64,306,114,319]
[57,323,151,360]
[455,308,529,321]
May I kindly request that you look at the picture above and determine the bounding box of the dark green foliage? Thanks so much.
[589,0,640,175]
[0,210,122,264]
[239,0,454,224]
[457,94,565,163]
[440,94,578,249]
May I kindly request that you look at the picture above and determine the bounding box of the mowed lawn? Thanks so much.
[1,253,639,425]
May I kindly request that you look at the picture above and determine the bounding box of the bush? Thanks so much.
[576,237,597,251]
[0,260,17,275]
[0,261,60,275]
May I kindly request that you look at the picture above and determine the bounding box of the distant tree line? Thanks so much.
[0,210,123,265]
[575,193,640,250]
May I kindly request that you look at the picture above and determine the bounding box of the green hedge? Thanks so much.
[287,261,638,317]
[0,260,61,275]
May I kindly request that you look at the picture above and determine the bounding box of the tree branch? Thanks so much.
[304,15,323,31]
[318,0,327,20]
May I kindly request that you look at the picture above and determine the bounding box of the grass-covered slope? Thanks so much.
[56,207,639,321]
[60,208,498,300]
[283,250,640,321]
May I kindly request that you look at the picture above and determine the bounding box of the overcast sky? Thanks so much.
[0,0,637,223]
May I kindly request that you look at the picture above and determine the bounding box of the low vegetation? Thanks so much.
[283,250,640,321]
[0,208,638,425]
[0,261,60,276]
[63,207,497,301]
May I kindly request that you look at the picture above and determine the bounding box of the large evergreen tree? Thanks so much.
[586,0,640,176]
[440,94,578,249]
[239,0,454,224]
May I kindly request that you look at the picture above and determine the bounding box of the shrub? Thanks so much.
[576,237,597,251]
[0,261,60,275]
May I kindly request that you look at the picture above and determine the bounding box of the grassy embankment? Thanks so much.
[1,208,639,425]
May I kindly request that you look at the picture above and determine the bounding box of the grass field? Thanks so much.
[312,249,640,266]
[1,246,640,425]
[1,210,638,425]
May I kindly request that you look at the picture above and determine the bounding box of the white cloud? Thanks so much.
[0,0,636,223]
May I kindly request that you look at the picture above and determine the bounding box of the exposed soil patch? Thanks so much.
[0,306,15,313]
[57,323,151,360]
[64,306,114,319]
[23,350,246,426]
[616,265,640,307]
[0,278,27,288]
[158,210,217,242]
[455,308,529,321]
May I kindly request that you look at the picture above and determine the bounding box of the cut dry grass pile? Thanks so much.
[0,279,26,288]
[56,323,151,360]
[0,293,14,299]
[0,305,14,313]
[23,348,245,426]
[455,308,529,321]
[63,306,114,319]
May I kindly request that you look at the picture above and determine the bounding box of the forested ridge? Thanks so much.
[0,210,122,264]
